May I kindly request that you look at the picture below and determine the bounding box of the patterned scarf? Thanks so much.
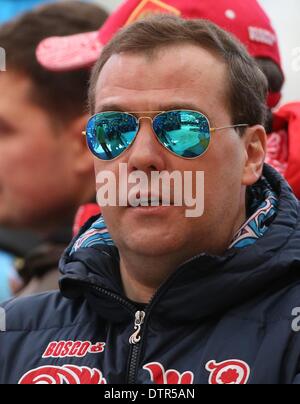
[230,177,278,248]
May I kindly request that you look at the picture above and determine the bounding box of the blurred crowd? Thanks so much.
[0,0,299,303]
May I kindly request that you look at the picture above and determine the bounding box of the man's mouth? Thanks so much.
[128,193,173,207]
[138,197,163,206]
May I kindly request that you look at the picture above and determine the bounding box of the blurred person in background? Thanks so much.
[0,0,107,297]
[265,101,300,201]
[37,0,299,199]
[0,0,54,302]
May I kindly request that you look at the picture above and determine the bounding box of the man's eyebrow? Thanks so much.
[95,104,126,113]
[156,103,202,112]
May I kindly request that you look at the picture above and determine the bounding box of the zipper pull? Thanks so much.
[129,311,146,345]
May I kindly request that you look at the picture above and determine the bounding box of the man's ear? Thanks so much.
[241,125,267,186]
[63,113,94,175]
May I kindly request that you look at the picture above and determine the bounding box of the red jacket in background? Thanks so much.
[266,102,300,199]
[73,203,101,236]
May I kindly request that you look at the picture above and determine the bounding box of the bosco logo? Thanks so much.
[42,340,105,358]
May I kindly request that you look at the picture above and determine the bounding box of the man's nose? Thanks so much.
[126,118,166,173]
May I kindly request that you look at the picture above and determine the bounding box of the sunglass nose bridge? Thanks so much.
[134,116,158,143]
[136,116,154,124]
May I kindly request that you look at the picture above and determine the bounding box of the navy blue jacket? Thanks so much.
[1,165,300,385]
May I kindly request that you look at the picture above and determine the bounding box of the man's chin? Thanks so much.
[119,230,185,258]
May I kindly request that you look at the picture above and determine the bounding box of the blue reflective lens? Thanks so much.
[86,110,211,160]
[86,112,138,160]
[153,110,210,158]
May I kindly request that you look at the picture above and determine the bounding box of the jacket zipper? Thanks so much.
[90,284,136,313]
[129,311,146,345]
[88,284,146,384]
[128,311,146,384]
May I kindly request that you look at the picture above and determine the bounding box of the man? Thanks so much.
[1,15,300,384]
[0,1,106,296]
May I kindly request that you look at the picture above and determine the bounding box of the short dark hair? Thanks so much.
[0,1,108,124]
[89,15,268,129]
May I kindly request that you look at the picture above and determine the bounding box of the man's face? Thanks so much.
[93,44,251,260]
[0,72,80,230]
